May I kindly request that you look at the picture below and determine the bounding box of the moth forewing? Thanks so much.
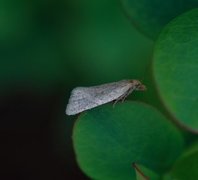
[65,79,146,115]
[66,84,129,115]
[66,87,93,115]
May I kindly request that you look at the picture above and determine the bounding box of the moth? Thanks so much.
[66,79,146,115]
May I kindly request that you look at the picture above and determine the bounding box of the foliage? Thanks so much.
[71,2,198,179]
[1,0,198,179]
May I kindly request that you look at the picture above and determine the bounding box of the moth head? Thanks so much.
[130,80,146,91]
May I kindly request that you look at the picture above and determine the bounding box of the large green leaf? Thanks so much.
[121,0,198,39]
[153,8,198,132]
[73,101,184,180]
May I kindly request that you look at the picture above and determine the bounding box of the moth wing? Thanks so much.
[66,81,132,115]
[66,87,100,115]
[90,81,133,102]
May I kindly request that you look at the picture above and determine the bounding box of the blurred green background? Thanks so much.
[1,0,198,179]
[0,0,151,179]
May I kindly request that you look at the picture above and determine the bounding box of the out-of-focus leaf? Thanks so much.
[121,0,198,39]
[167,142,198,180]
[153,8,198,132]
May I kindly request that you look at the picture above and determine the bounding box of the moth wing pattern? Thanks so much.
[66,80,132,115]
[66,87,98,115]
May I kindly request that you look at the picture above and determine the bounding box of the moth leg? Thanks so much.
[113,87,135,107]
[113,96,123,107]
[121,94,129,102]
[121,88,135,102]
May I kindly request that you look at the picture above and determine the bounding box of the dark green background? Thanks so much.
[1,0,198,179]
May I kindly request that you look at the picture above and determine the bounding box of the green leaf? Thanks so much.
[73,101,184,180]
[133,163,159,180]
[153,8,198,132]
[168,142,198,180]
[121,0,198,39]
[133,164,149,180]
